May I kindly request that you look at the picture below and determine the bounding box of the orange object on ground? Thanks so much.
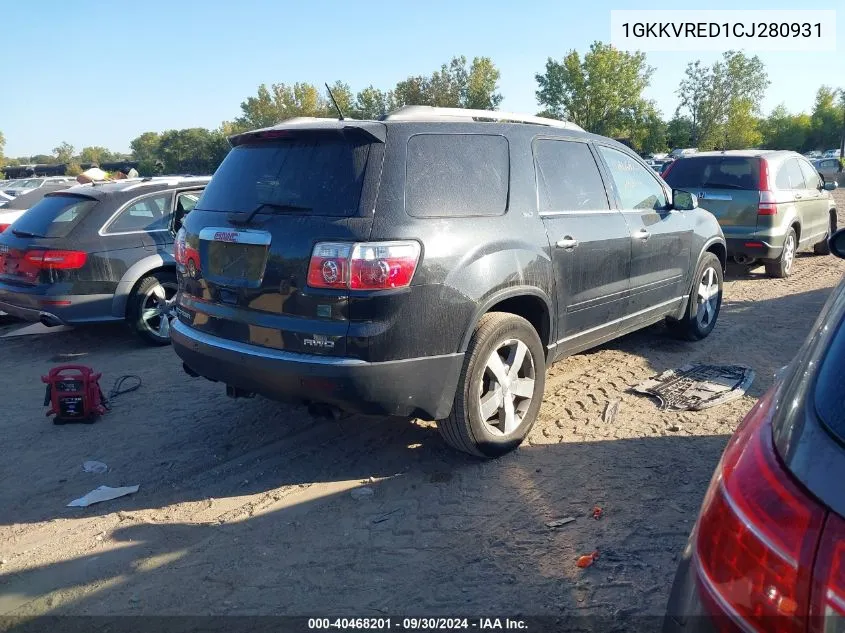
[576,550,600,568]
[592,506,603,520]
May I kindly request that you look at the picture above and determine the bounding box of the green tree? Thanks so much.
[157,128,229,175]
[52,142,75,164]
[684,51,769,150]
[393,75,428,108]
[809,86,842,151]
[325,81,354,117]
[130,132,161,163]
[630,107,668,154]
[465,57,503,110]
[759,104,811,151]
[0,130,5,167]
[79,146,116,166]
[236,82,329,130]
[354,86,393,119]
[31,154,55,164]
[535,42,654,137]
[666,116,694,149]
[392,56,503,110]
[675,61,711,145]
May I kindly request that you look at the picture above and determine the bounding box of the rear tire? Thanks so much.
[667,252,723,341]
[127,272,177,346]
[437,312,546,458]
[813,213,836,255]
[765,227,797,278]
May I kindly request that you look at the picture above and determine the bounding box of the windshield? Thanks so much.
[197,136,374,217]
[9,194,98,238]
[664,156,761,190]
[15,178,43,189]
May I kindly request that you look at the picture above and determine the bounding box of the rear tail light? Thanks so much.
[694,386,827,633]
[810,514,845,632]
[307,241,421,290]
[758,159,778,215]
[23,250,87,270]
[0,224,9,233]
[661,159,677,179]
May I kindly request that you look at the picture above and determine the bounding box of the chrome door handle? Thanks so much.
[556,236,578,249]
[794,193,803,199]
[634,228,651,241]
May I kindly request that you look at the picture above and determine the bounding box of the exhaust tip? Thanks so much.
[39,314,62,327]
[182,362,200,378]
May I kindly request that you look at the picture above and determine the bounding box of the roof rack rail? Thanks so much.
[381,105,584,132]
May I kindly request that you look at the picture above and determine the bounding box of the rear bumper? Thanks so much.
[663,550,716,633]
[724,237,782,261]
[170,319,464,419]
[0,283,118,325]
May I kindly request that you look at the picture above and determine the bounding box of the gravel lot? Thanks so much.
[1,190,843,629]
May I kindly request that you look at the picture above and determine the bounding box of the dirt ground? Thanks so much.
[1,191,844,629]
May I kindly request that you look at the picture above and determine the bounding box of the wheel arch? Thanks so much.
[110,254,176,319]
[459,287,553,358]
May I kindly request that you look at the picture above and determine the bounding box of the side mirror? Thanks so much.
[829,228,845,260]
[673,189,698,211]
[823,180,838,191]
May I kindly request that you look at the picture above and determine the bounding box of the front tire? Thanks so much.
[437,312,546,458]
[765,227,797,278]
[667,252,723,341]
[127,272,177,346]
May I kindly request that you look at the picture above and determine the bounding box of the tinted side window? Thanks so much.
[405,134,509,217]
[597,145,667,211]
[106,193,172,234]
[798,160,822,190]
[534,139,609,211]
[776,159,806,190]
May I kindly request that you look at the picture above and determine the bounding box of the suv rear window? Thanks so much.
[9,194,97,238]
[814,313,845,446]
[664,156,760,190]
[405,134,509,217]
[197,136,373,217]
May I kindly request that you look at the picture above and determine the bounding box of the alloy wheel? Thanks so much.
[696,267,720,329]
[140,281,177,340]
[478,339,536,436]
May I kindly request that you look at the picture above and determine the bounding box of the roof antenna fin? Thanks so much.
[325,82,345,121]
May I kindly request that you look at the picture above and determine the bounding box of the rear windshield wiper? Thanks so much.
[11,229,46,238]
[228,202,312,226]
[699,182,749,190]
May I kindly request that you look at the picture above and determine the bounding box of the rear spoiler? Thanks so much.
[228,119,386,147]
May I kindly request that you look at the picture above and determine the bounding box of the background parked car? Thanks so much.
[2,176,76,198]
[814,157,844,182]
[663,227,845,633]
[0,176,209,344]
[0,181,77,233]
[823,148,841,158]
[663,150,838,277]
[669,148,698,159]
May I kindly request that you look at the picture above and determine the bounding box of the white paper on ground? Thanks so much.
[67,485,139,507]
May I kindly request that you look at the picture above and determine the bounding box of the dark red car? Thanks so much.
[663,230,845,631]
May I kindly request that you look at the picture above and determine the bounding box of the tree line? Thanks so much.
[1,46,843,177]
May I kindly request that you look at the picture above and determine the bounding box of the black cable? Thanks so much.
[102,375,142,411]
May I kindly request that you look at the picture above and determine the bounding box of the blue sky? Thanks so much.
[0,0,841,157]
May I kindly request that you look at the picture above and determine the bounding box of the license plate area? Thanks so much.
[199,227,271,289]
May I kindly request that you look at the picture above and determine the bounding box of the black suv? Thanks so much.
[0,176,208,344]
[171,107,726,457]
